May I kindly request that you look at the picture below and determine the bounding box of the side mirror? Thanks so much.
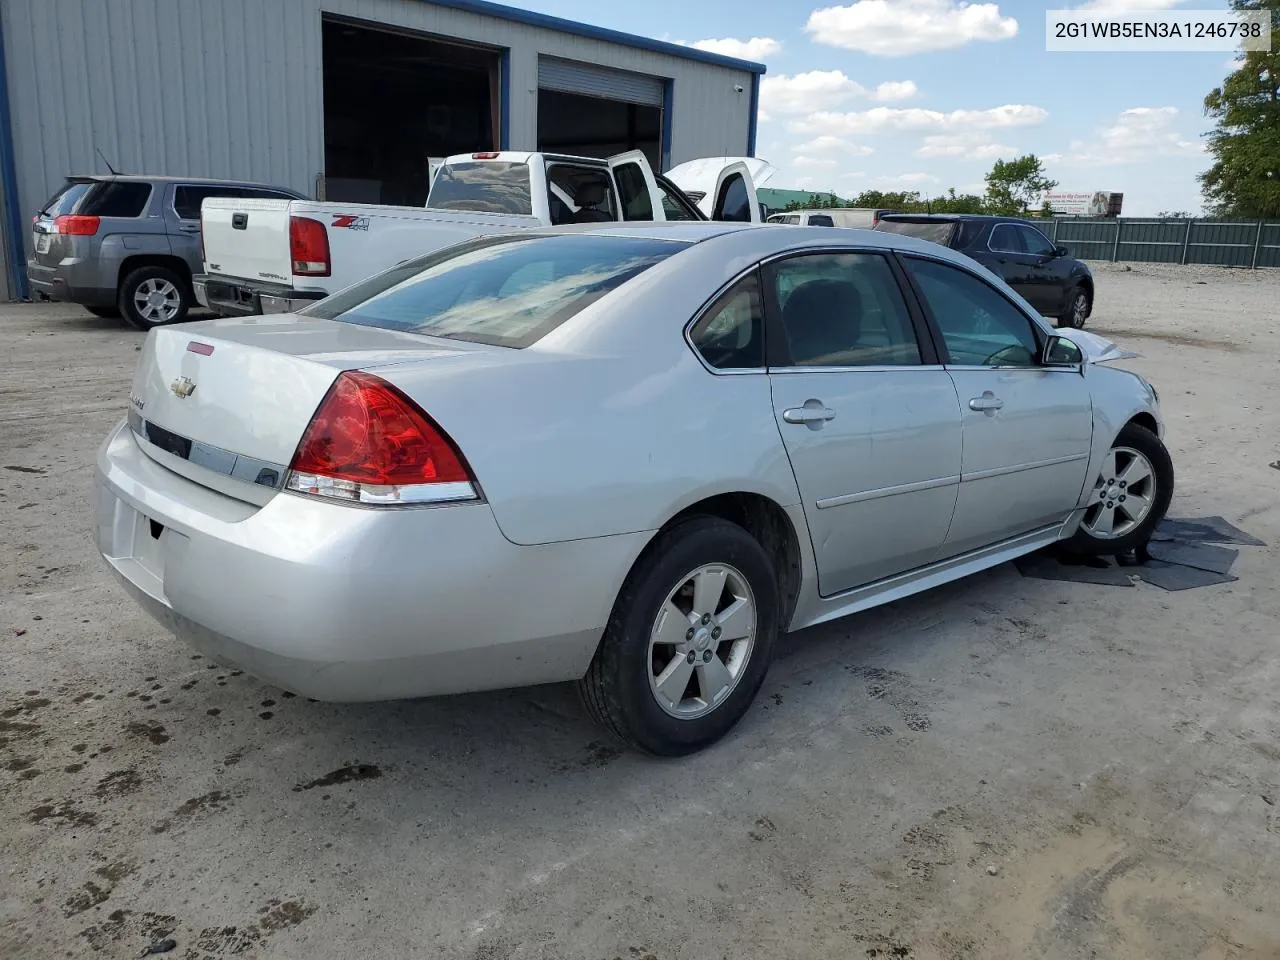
[1054,245,1069,258]
[1043,334,1084,368]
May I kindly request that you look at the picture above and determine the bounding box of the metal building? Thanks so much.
[0,0,765,300]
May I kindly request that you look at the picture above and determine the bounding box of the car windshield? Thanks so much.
[301,234,684,348]
[875,219,958,245]
[426,162,533,215]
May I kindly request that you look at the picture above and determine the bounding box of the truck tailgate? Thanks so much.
[201,197,294,285]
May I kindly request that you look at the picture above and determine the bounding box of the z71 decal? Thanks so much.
[331,215,370,231]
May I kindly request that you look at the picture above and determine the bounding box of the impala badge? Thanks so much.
[170,376,196,399]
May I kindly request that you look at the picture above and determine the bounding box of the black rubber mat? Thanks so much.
[1151,516,1265,547]
[1145,540,1240,575]
[1134,560,1239,592]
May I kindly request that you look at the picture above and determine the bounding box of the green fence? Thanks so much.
[1038,218,1280,269]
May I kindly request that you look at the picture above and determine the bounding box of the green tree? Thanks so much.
[984,154,1058,215]
[1199,1,1280,217]
[929,188,987,214]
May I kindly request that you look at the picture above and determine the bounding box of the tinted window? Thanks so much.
[988,223,1026,253]
[768,253,922,367]
[427,162,533,215]
[656,178,700,221]
[174,185,245,220]
[1018,225,1056,256]
[689,273,763,369]
[874,219,957,245]
[906,257,1039,367]
[613,163,654,221]
[808,214,835,227]
[303,234,682,349]
[714,174,750,222]
[38,181,92,217]
[80,181,153,218]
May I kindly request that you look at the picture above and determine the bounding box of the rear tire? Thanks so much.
[119,265,191,331]
[1065,422,1173,556]
[578,517,779,756]
[84,305,120,319]
[1058,286,1089,329]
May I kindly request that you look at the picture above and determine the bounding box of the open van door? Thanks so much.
[665,157,776,222]
[607,150,665,221]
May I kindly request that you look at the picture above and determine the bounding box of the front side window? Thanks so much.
[988,223,1026,254]
[688,273,763,369]
[427,161,533,215]
[905,257,1040,367]
[714,174,751,222]
[1018,225,1057,257]
[767,253,922,367]
[302,234,683,349]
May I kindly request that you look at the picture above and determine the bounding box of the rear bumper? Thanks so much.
[26,259,116,306]
[94,420,645,702]
[194,274,326,317]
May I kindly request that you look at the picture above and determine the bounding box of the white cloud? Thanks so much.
[1076,0,1191,10]
[1062,106,1204,166]
[761,70,867,114]
[872,80,919,101]
[791,103,1048,136]
[877,172,941,185]
[793,156,841,169]
[688,36,782,60]
[792,135,875,156]
[917,132,1019,159]
[806,0,1018,56]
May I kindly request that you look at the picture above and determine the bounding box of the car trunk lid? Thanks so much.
[200,197,296,285]
[127,316,476,505]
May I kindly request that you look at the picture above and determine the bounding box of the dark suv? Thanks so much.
[874,214,1093,328]
[28,175,305,330]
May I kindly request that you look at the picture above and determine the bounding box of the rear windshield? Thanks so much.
[38,181,92,217]
[874,219,958,245]
[302,234,683,348]
[426,162,532,215]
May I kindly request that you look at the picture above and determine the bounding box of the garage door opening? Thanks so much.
[322,17,501,206]
[537,58,664,170]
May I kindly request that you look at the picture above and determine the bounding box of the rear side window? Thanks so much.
[714,174,751,222]
[613,163,654,221]
[808,214,835,227]
[174,185,247,220]
[427,162,533,215]
[874,219,957,245]
[81,181,153,218]
[689,273,764,369]
[38,181,92,217]
[304,234,683,348]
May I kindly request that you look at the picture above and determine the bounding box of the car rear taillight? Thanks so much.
[289,215,330,276]
[53,215,100,236]
[471,152,500,159]
[286,371,477,505]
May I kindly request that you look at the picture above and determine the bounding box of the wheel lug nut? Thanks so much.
[686,651,697,664]
[712,627,722,639]
[703,651,713,663]
[701,614,711,625]
[686,628,695,641]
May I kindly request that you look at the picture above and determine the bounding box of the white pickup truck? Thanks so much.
[194,150,775,317]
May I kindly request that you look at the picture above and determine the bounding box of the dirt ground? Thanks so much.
[2,262,1279,960]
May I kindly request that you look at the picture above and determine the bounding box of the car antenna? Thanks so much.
[94,146,120,177]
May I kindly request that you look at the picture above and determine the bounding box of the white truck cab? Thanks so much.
[195,150,774,317]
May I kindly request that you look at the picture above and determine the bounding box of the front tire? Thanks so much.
[1065,423,1173,556]
[119,266,191,331]
[578,517,779,756]
[1058,286,1089,329]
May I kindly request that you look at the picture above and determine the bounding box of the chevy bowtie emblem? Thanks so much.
[170,376,196,399]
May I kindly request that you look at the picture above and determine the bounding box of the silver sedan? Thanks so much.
[95,223,1172,755]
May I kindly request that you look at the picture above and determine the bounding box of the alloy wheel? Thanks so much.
[133,278,182,324]
[1081,446,1157,539]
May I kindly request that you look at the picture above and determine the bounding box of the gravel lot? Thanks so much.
[2,262,1279,960]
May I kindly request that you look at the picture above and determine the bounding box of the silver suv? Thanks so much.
[28,175,305,330]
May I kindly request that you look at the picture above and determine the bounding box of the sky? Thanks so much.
[514,0,1244,216]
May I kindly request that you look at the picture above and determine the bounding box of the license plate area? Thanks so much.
[131,509,166,581]
[34,232,51,254]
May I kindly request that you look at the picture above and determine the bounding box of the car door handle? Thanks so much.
[783,403,837,424]
[969,393,1004,412]
[178,224,200,233]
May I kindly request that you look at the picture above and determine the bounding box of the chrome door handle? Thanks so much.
[783,403,837,424]
[969,393,1004,412]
